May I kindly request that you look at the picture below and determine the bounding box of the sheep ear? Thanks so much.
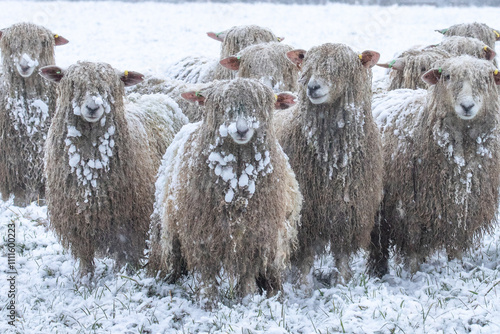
[493,30,500,41]
[54,34,69,46]
[421,68,441,85]
[120,71,144,87]
[181,91,206,105]
[39,66,65,83]
[286,49,307,69]
[207,31,225,42]
[483,46,496,61]
[435,28,448,35]
[277,36,285,42]
[219,56,241,70]
[360,50,380,68]
[377,58,405,71]
[275,92,296,110]
[494,70,500,86]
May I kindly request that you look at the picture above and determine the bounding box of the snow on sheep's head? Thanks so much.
[219,42,299,93]
[39,62,144,123]
[0,22,68,78]
[182,78,295,145]
[287,43,379,105]
[422,55,500,120]
[377,47,450,90]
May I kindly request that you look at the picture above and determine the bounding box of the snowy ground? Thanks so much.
[1,1,500,333]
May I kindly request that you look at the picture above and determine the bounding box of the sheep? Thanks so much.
[39,61,188,276]
[275,43,384,283]
[375,47,450,91]
[436,22,499,50]
[166,25,282,84]
[219,42,300,93]
[126,75,211,122]
[148,78,302,301]
[0,22,68,206]
[436,36,496,60]
[368,56,500,277]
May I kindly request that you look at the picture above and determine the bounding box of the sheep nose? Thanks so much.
[461,103,474,113]
[308,84,321,95]
[21,65,30,72]
[236,118,249,136]
[86,105,99,114]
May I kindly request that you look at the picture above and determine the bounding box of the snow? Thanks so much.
[1,1,500,333]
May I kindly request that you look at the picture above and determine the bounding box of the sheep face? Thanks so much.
[0,23,67,78]
[422,56,500,121]
[293,43,379,105]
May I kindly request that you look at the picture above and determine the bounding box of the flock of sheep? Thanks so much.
[1,20,500,304]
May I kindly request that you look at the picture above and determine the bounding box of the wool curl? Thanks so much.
[149,78,302,301]
[274,43,383,282]
[45,61,187,275]
[233,42,299,93]
[368,56,500,277]
[0,22,59,205]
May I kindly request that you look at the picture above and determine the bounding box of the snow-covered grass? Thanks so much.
[1,1,500,333]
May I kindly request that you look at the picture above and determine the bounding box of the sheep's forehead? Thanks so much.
[304,44,358,75]
[1,23,53,54]
[65,63,119,94]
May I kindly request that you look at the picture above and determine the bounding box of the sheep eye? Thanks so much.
[444,74,451,81]
[421,67,426,72]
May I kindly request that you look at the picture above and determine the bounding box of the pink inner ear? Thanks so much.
[494,72,500,86]
[207,32,224,42]
[181,91,206,105]
[39,66,64,82]
[54,35,69,46]
[421,69,441,85]
[121,71,144,87]
[286,49,306,68]
[484,47,496,61]
[275,93,297,110]
[219,57,240,71]
[360,50,380,68]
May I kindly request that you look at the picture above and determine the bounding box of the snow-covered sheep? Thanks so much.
[126,76,211,122]
[219,42,300,93]
[148,78,301,300]
[436,22,500,50]
[368,56,500,277]
[165,25,282,84]
[436,36,496,60]
[0,22,68,205]
[40,61,188,275]
[275,43,383,283]
[376,47,450,91]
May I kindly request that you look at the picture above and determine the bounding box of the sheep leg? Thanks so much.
[334,255,353,285]
[166,234,187,284]
[256,268,282,297]
[367,206,391,278]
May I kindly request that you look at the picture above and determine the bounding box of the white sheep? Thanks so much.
[375,47,450,91]
[0,22,68,206]
[148,78,301,301]
[368,56,500,277]
[436,22,499,50]
[39,61,188,276]
[165,25,283,84]
[219,41,300,93]
[275,43,384,284]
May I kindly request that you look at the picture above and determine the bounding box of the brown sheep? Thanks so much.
[148,78,301,302]
[40,61,187,276]
[368,56,500,277]
[0,22,68,206]
[276,43,383,284]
